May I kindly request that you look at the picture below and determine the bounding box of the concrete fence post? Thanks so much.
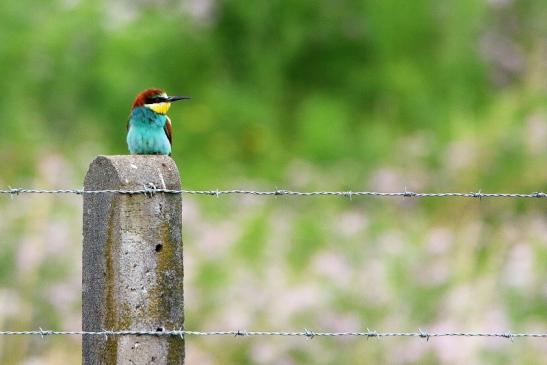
[83,155,184,364]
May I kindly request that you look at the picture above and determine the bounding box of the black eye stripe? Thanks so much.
[146,96,167,104]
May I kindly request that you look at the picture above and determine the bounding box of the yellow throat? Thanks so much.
[146,102,171,115]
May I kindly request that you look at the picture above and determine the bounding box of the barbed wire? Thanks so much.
[0,188,545,199]
[0,329,545,340]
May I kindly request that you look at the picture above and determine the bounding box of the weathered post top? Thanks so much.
[83,155,184,365]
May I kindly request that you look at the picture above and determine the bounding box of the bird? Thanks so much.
[127,88,190,156]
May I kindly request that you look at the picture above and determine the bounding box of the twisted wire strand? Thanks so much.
[0,329,545,339]
[0,188,545,199]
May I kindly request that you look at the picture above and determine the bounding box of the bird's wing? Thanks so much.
[164,116,173,146]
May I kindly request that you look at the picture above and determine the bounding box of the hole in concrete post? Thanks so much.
[155,244,163,252]
[156,327,164,332]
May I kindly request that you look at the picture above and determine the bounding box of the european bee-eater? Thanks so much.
[127,88,190,156]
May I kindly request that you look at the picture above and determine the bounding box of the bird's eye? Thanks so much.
[147,96,165,104]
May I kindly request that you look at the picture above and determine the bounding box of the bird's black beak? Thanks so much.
[167,95,191,102]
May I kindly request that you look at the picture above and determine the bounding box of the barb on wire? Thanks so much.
[0,329,545,339]
[0,188,545,200]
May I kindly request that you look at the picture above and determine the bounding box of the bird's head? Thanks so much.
[132,88,190,114]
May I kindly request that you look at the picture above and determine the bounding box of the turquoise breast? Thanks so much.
[127,106,171,155]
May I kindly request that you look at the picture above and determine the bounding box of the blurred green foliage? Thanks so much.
[0,0,546,364]
[0,0,543,186]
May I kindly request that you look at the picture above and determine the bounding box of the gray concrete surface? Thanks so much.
[83,155,184,364]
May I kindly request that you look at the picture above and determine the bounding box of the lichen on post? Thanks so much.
[83,155,184,364]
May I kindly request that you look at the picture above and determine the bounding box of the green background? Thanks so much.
[0,0,545,363]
